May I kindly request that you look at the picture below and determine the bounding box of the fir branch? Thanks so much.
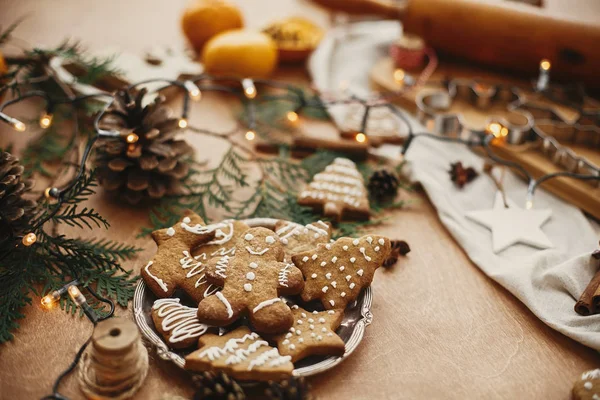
[0,17,25,47]
[51,205,108,229]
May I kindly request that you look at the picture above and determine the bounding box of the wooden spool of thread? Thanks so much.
[389,34,426,71]
[78,318,149,400]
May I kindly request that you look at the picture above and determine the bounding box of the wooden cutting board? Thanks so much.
[370,57,600,220]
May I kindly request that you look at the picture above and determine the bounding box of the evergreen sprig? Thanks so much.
[0,171,141,343]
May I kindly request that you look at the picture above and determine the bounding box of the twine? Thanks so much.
[77,336,149,400]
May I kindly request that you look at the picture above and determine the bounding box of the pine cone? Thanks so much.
[192,371,245,400]
[266,377,312,400]
[95,88,193,204]
[449,162,478,189]
[0,151,37,241]
[367,169,400,202]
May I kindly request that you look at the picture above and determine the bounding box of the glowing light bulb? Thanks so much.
[39,113,53,129]
[393,68,405,84]
[126,133,139,144]
[41,291,60,309]
[178,118,188,129]
[487,122,502,137]
[355,133,367,143]
[13,119,26,132]
[242,78,257,99]
[287,111,299,123]
[68,285,87,306]
[22,232,37,246]
[245,130,256,141]
[540,59,551,71]
[184,80,201,101]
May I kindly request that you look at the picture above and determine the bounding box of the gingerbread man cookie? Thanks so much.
[298,158,370,222]
[574,369,600,400]
[185,326,294,381]
[197,227,304,333]
[142,211,217,299]
[271,305,345,362]
[274,220,332,257]
[151,298,209,349]
[292,234,391,309]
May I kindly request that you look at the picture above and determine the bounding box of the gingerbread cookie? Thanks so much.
[573,369,600,400]
[197,227,304,333]
[151,298,209,349]
[298,157,370,221]
[142,211,217,299]
[292,234,391,309]
[271,305,345,362]
[274,220,332,257]
[185,326,293,381]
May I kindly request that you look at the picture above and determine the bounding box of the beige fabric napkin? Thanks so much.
[308,20,600,350]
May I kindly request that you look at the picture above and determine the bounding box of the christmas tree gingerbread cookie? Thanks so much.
[151,298,209,349]
[142,211,217,298]
[270,305,345,362]
[292,234,391,309]
[197,227,304,333]
[185,326,294,381]
[298,157,370,222]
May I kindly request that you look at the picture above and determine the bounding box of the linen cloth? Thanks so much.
[308,21,600,350]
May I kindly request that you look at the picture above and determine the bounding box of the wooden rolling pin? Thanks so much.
[312,0,600,88]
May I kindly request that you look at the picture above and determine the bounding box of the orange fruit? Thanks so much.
[181,0,244,52]
[202,30,278,78]
[0,51,7,103]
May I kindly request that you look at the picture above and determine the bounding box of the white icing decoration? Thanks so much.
[299,338,304,343]
[331,281,337,288]
[265,236,275,244]
[367,237,373,244]
[281,238,288,244]
[302,256,309,262]
[311,273,317,279]
[308,318,314,323]
[329,300,335,306]
[297,320,303,325]
[246,272,256,280]
[249,262,258,269]
[278,264,292,287]
[311,333,316,338]
[215,292,233,318]
[318,318,326,323]
[327,333,333,337]
[326,244,331,250]
[199,332,260,361]
[288,344,296,350]
[359,247,372,262]
[349,283,356,289]
[331,256,337,263]
[320,261,327,267]
[341,292,346,297]
[166,227,175,236]
[253,298,282,314]
[322,327,327,333]
[283,339,290,345]
[215,255,229,279]
[205,221,235,245]
[182,217,191,224]
[378,238,385,245]
[180,251,208,288]
[346,275,352,281]
[322,286,329,293]
[153,298,208,344]
[296,330,301,335]
[310,325,315,330]
[585,382,593,390]
[317,335,323,341]
[244,283,253,292]
[375,246,380,252]
[339,266,345,271]
[342,245,348,251]
[353,239,359,246]
[244,233,254,241]
[245,246,269,255]
[583,370,600,380]
[301,313,307,318]
[312,311,318,314]
[357,269,364,277]
[144,261,168,292]
[292,305,299,309]
[328,310,335,314]
[311,254,318,260]
[350,257,356,263]
[325,273,332,279]
[286,333,292,338]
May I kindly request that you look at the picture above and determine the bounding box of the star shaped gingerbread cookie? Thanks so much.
[271,305,345,362]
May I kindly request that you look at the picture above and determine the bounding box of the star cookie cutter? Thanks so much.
[416,78,600,188]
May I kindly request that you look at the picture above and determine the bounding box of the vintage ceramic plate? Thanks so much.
[133,217,374,377]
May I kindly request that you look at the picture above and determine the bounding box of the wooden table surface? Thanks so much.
[1,1,600,399]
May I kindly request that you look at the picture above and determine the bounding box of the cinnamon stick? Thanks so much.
[575,265,600,316]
